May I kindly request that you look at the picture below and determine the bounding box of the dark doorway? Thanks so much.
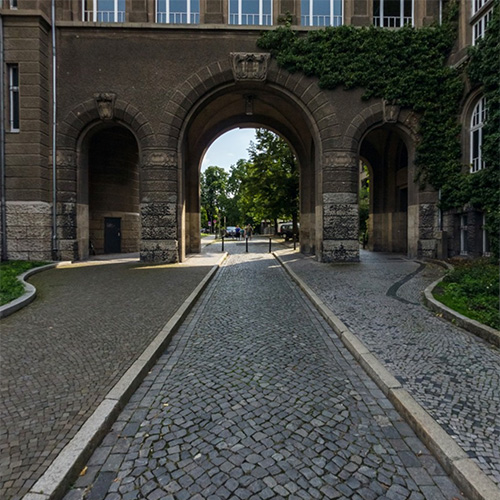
[104,217,121,254]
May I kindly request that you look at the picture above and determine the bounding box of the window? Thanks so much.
[460,214,468,256]
[472,0,490,15]
[472,7,493,45]
[301,0,343,27]
[481,214,490,256]
[156,0,200,24]
[8,64,20,132]
[229,0,272,25]
[373,0,413,28]
[83,0,125,22]
[470,97,487,173]
[10,0,18,9]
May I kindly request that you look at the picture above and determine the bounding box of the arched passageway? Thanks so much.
[360,126,413,255]
[178,84,319,261]
[77,125,140,259]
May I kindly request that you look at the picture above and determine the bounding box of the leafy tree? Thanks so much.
[242,129,299,232]
[200,166,228,233]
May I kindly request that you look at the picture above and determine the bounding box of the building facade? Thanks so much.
[0,0,494,262]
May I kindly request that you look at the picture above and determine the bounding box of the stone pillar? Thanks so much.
[321,151,359,262]
[415,189,439,259]
[140,150,179,263]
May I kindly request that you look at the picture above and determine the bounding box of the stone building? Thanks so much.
[0,0,494,263]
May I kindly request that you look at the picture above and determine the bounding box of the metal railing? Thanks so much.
[229,13,272,25]
[156,11,200,24]
[373,15,412,28]
[83,10,126,22]
[301,14,342,27]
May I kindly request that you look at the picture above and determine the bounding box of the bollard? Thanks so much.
[269,237,272,253]
[246,237,249,252]
[222,236,224,252]
[293,234,297,250]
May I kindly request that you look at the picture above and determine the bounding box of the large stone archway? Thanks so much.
[147,53,361,263]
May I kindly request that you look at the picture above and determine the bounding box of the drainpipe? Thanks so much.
[51,0,58,260]
[0,12,7,261]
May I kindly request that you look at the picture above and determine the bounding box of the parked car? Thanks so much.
[280,223,299,241]
[224,226,237,238]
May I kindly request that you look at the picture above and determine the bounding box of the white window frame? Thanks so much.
[228,0,273,25]
[156,0,200,24]
[9,0,18,9]
[373,0,414,28]
[472,7,493,45]
[470,97,487,173]
[82,0,126,23]
[301,0,344,27]
[472,0,490,16]
[8,64,20,132]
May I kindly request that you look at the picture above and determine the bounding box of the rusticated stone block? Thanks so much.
[323,193,358,205]
[323,216,359,240]
[323,203,358,218]
[141,202,177,218]
[322,240,360,262]
[140,240,179,263]
[141,223,177,240]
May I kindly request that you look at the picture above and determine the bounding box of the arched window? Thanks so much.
[83,0,125,22]
[229,0,273,25]
[373,0,413,28]
[156,0,200,23]
[470,97,487,173]
[301,0,343,27]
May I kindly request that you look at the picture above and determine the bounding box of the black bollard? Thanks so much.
[246,237,249,252]
[222,236,224,252]
[293,234,297,250]
[269,237,272,253]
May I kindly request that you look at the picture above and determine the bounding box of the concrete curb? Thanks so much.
[0,263,58,319]
[423,277,500,349]
[274,250,500,500]
[23,253,228,500]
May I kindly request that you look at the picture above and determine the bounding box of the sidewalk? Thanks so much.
[0,249,222,500]
[277,248,500,488]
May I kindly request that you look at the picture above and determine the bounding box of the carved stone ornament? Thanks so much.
[383,100,400,123]
[142,151,178,169]
[230,53,270,81]
[322,151,356,169]
[94,92,116,121]
[56,150,76,168]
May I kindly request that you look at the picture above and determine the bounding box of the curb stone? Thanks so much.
[274,249,500,500]
[22,253,228,500]
[0,263,58,319]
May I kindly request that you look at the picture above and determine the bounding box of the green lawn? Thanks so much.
[0,260,49,306]
[433,258,499,330]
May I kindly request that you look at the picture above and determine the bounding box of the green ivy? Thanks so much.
[257,0,498,256]
[466,0,500,257]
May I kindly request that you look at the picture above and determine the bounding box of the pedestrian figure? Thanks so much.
[245,224,253,240]
[235,225,241,240]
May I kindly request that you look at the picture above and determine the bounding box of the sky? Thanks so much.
[201,128,256,172]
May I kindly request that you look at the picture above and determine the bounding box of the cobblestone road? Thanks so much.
[68,241,465,500]
[0,250,219,500]
[279,249,500,487]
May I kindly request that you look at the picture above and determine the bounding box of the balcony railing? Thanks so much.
[83,10,125,22]
[373,16,412,28]
[156,11,200,24]
[229,13,272,25]
[301,14,342,27]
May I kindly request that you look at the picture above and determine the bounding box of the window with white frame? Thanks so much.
[8,64,20,132]
[470,97,487,173]
[83,0,125,22]
[301,0,343,27]
[229,0,272,25]
[9,0,18,9]
[472,0,490,15]
[156,0,200,24]
[472,7,493,45]
[373,0,413,28]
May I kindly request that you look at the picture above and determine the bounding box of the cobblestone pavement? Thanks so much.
[279,249,500,487]
[68,240,466,500]
[0,249,220,500]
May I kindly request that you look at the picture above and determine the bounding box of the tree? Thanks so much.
[241,129,299,232]
[200,166,229,233]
